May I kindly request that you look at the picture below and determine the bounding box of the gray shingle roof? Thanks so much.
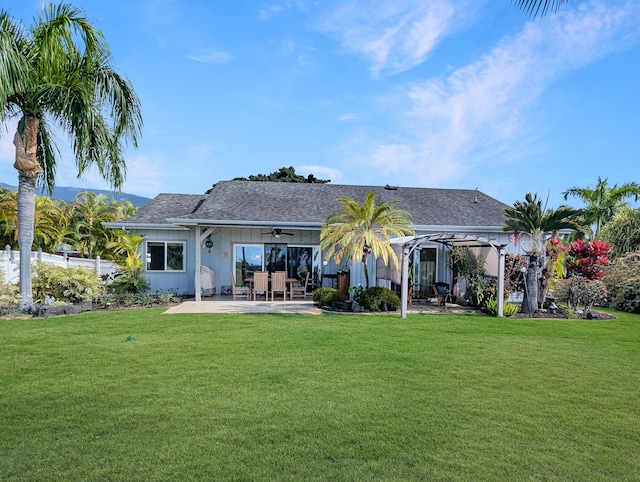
[121,181,508,228]
[121,193,204,225]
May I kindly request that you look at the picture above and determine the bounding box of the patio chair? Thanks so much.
[253,271,269,301]
[271,271,287,301]
[290,272,310,300]
[230,271,251,300]
[433,282,449,308]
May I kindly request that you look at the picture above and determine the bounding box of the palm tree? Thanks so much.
[563,177,640,239]
[0,187,18,248]
[320,192,415,289]
[0,4,142,310]
[511,0,569,17]
[64,192,121,259]
[32,196,67,253]
[503,193,583,314]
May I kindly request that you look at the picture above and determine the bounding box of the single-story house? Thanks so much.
[107,180,519,303]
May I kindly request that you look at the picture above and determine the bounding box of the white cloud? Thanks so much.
[187,49,233,64]
[317,0,464,76]
[337,113,360,122]
[297,164,343,183]
[363,0,640,186]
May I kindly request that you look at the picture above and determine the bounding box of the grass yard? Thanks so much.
[1,309,639,481]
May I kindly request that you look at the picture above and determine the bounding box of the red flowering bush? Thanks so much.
[567,240,611,280]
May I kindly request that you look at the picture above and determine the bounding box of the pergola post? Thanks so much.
[400,247,410,319]
[497,245,507,317]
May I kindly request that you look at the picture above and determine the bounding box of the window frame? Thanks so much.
[145,240,187,272]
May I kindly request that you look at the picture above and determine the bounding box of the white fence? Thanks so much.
[0,247,119,285]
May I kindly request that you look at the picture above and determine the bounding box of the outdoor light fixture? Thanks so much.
[205,237,213,250]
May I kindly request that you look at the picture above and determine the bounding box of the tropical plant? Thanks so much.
[511,0,569,17]
[64,192,121,258]
[603,252,640,313]
[32,196,67,252]
[105,230,148,294]
[320,192,415,289]
[563,177,640,239]
[599,207,640,259]
[0,3,142,310]
[503,193,582,315]
[32,261,103,304]
[566,240,611,281]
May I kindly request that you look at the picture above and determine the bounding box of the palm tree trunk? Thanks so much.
[363,256,370,289]
[14,116,42,312]
[522,254,538,315]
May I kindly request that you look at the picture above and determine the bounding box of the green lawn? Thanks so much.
[1,309,639,481]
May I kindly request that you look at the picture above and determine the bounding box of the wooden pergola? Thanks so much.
[394,233,508,318]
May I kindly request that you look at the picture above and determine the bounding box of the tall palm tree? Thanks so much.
[64,192,121,259]
[320,192,415,289]
[511,0,569,17]
[0,4,142,310]
[563,177,640,239]
[503,193,583,314]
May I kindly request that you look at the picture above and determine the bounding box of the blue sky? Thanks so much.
[1,0,639,208]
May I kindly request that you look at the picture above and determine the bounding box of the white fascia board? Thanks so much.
[413,225,506,233]
[102,222,190,231]
[166,219,322,230]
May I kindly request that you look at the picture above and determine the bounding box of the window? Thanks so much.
[146,241,185,271]
[234,244,263,285]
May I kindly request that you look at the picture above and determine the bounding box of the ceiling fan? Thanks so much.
[262,228,294,238]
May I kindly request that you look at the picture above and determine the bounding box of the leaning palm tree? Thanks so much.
[563,177,640,239]
[511,0,569,17]
[503,193,583,314]
[0,4,142,310]
[320,192,415,289]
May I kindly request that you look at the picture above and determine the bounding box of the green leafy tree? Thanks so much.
[599,207,640,259]
[563,177,640,239]
[0,4,142,309]
[207,167,329,193]
[503,193,582,314]
[320,192,415,289]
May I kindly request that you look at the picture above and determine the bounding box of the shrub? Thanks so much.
[312,288,347,307]
[503,302,518,317]
[481,298,518,317]
[604,252,640,313]
[109,273,149,294]
[599,207,640,259]
[32,261,103,304]
[553,276,607,312]
[360,287,400,311]
[482,298,499,316]
[0,276,20,316]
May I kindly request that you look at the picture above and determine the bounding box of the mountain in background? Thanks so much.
[0,182,151,206]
